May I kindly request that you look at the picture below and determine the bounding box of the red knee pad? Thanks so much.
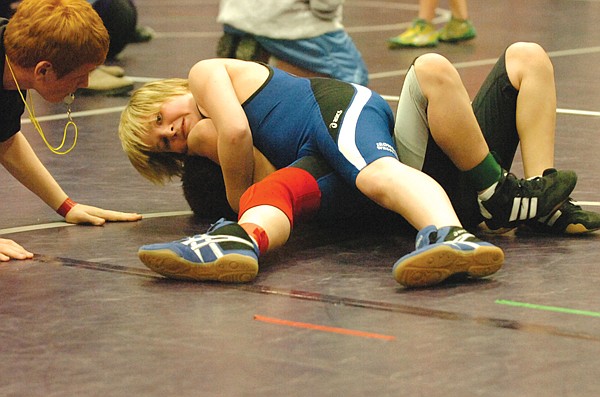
[238,167,321,228]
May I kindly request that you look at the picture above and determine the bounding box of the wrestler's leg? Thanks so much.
[137,161,325,282]
[354,157,503,288]
[355,157,460,230]
[501,42,600,234]
[504,42,556,177]
[405,50,576,232]
[415,53,490,171]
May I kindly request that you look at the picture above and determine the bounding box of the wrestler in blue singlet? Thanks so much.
[182,65,412,224]
[243,65,397,186]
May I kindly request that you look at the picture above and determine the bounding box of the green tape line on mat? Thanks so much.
[495,299,600,318]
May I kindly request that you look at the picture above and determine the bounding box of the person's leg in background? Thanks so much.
[388,0,476,48]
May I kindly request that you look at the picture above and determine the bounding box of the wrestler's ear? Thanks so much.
[34,61,54,80]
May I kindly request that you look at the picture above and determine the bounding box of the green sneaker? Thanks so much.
[438,17,477,42]
[520,199,600,235]
[388,19,439,48]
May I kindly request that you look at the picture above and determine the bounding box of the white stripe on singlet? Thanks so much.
[337,84,372,170]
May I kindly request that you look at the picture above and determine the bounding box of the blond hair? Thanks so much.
[119,78,192,184]
[5,0,109,78]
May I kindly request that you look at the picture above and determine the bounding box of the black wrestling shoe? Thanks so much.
[520,199,600,235]
[480,168,577,233]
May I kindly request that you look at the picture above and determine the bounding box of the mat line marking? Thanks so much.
[22,103,600,125]
[151,2,441,37]
[253,315,396,341]
[496,299,600,318]
[37,255,160,279]
[245,286,600,342]
[0,210,193,235]
[380,96,600,117]
[21,106,125,123]
[369,45,600,79]
[3,199,600,236]
[19,40,600,123]
[26,254,600,343]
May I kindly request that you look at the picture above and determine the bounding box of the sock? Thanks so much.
[478,181,499,202]
[464,152,503,193]
[241,223,269,255]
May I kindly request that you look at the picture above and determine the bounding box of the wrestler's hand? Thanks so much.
[64,203,142,226]
[0,238,34,261]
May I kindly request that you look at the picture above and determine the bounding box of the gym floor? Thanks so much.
[1,1,599,396]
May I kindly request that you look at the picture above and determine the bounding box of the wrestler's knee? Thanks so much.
[413,53,462,93]
[356,158,401,208]
[505,42,553,83]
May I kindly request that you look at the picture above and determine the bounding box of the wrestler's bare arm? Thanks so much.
[187,59,271,211]
[187,118,276,185]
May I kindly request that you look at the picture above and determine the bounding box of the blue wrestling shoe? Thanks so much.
[392,225,504,288]
[138,218,259,283]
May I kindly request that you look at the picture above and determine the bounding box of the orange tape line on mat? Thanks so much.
[254,315,396,341]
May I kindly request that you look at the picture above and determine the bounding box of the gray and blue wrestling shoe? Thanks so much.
[393,225,504,288]
[138,218,259,283]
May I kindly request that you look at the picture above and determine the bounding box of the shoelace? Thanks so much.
[442,227,479,243]
[506,173,546,197]
[207,218,228,233]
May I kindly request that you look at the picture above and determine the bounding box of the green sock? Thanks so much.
[463,152,502,192]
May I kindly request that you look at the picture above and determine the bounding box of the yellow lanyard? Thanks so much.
[5,55,78,155]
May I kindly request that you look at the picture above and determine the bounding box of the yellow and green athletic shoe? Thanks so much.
[438,17,477,43]
[388,19,439,48]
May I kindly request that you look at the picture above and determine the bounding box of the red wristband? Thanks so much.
[57,198,77,217]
